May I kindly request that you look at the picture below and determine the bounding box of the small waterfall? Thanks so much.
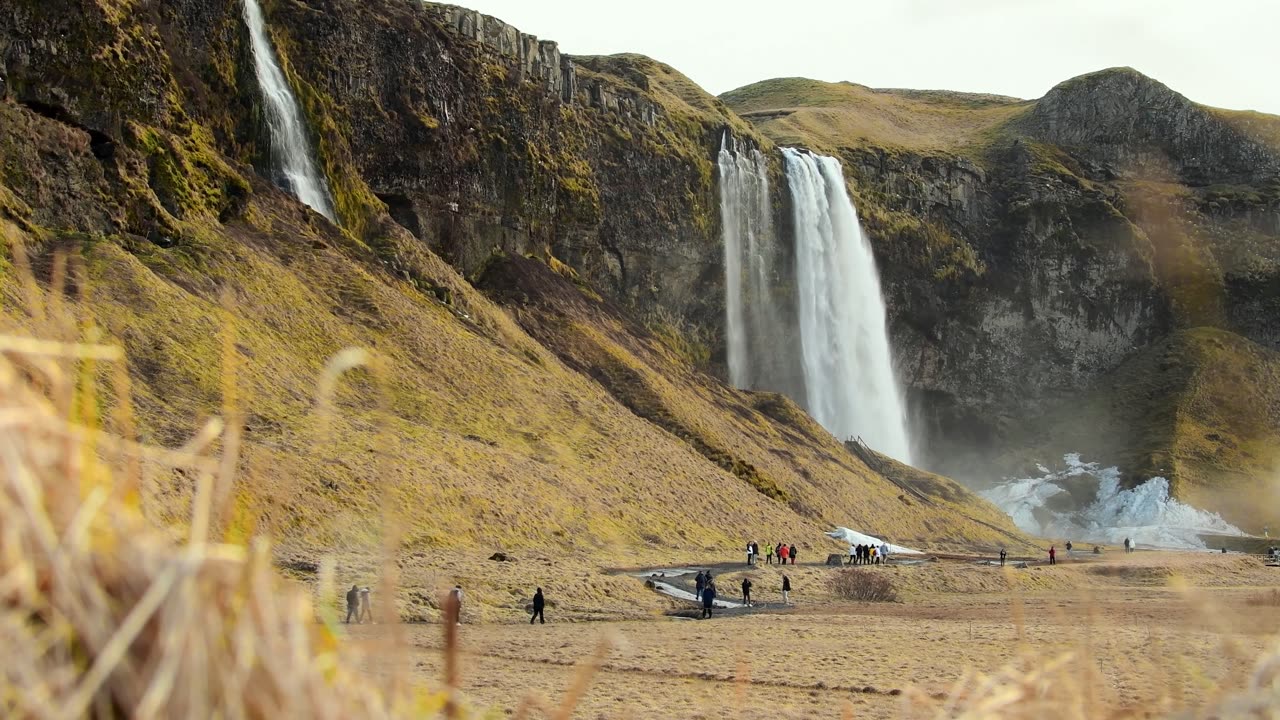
[782,147,913,463]
[241,0,337,221]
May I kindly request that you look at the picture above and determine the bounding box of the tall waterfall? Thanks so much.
[781,148,913,463]
[242,0,337,221]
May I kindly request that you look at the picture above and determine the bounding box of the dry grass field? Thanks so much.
[349,551,1280,719]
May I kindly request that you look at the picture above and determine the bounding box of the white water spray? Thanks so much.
[980,454,1244,549]
[242,0,337,221]
[782,148,913,463]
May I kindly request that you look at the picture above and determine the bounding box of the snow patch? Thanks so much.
[980,454,1243,549]
[826,527,923,555]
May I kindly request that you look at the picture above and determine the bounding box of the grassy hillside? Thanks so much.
[720,77,1030,155]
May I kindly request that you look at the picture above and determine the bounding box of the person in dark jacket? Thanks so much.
[781,575,792,604]
[701,582,717,618]
[530,587,546,624]
[1048,546,1056,565]
[999,548,1007,567]
[789,544,798,565]
[741,577,753,607]
[695,571,706,600]
[345,585,360,623]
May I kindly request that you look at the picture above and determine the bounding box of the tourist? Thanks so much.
[751,541,760,564]
[848,543,857,565]
[530,587,545,624]
[999,548,1007,567]
[701,581,717,619]
[782,575,792,604]
[358,586,373,623]
[345,584,360,624]
[1066,540,1073,553]
[1048,546,1056,565]
[789,544,798,565]
[695,571,706,600]
[741,577,753,606]
[870,545,878,565]
[766,543,774,565]
[1124,537,1132,554]
[451,585,464,625]
[880,542,890,565]
[746,541,754,566]
[779,543,789,565]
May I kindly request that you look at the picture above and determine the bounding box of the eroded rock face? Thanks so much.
[1023,68,1280,185]
[844,142,1169,467]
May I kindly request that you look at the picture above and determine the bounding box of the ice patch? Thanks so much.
[980,454,1244,549]
[826,527,923,555]
[647,580,745,609]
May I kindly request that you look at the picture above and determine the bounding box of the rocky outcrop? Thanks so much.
[1023,68,1280,186]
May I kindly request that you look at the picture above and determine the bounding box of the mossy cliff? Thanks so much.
[724,70,1280,529]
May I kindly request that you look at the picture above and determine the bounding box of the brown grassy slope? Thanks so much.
[474,254,1033,553]
[719,77,1031,155]
[569,53,762,143]
[996,327,1280,531]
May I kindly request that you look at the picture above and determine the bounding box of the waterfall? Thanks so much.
[718,135,798,396]
[719,134,766,387]
[241,0,337,221]
[782,148,913,464]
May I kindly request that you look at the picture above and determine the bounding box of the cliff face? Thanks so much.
[257,1,749,349]
[725,71,1280,529]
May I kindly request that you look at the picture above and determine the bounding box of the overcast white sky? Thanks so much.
[450,0,1280,115]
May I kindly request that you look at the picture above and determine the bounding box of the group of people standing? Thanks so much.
[694,569,791,618]
[751,542,798,566]
[848,542,889,565]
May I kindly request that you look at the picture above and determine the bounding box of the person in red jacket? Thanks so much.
[1048,545,1057,565]
[779,543,789,564]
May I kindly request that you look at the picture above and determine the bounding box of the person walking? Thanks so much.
[701,582,717,619]
[870,545,878,565]
[746,541,755,566]
[781,575,792,604]
[789,544,798,565]
[695,571,706,601]
[741,577,753,607]
[848,543,857,566]
[530,587,546,624]
[1124,537,1132,554]
[451,585,464,625]
[1048,546,1056,566]
[999,548,1007,567]
[358,587,373,623]
[880,542,890,565]
[766,543,774,565]
[345,584,360,624]
[1066,540,1073,554]
[779,544,789,565]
